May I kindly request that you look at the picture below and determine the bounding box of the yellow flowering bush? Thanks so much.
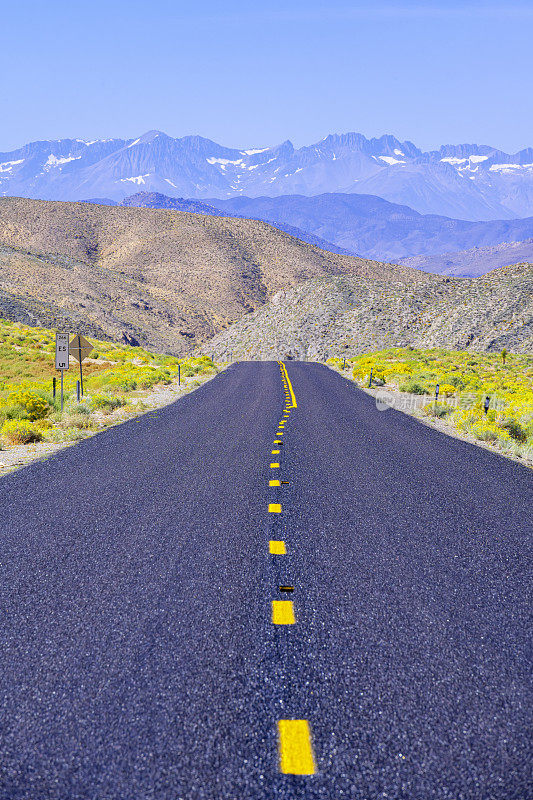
[7,390,49,420]
[337,347,533,459]
[1,419,43,444]
[437,384,457,397]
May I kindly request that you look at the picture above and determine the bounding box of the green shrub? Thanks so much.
[89,393,126,412]
[45,427,86,442]
[498,417,527,443]
[399,380,429,395]
[423,402,454,419]
[68,402,91,415]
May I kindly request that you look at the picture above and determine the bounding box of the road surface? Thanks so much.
[0,361,530,799]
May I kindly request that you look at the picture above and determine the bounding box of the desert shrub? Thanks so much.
[89,394,126,412]
[448,375,466,389]
[54,413,94,430]
[399,380,428,395]
[423,402,454,419]
[68,402,91,415]
[370,371,386,386]
[45,427,86,443]
[453,408,482,432]
[498,417,528,443]
[1,419,43,445]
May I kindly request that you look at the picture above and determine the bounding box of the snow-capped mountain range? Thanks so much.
[1,130,532,221]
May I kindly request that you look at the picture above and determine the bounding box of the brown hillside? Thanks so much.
[0,197,429,354]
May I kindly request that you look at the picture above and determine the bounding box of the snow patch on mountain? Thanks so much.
[0,160,24,172]
[44,154,81,169]
[120,175,151,185]
[379,156,406,165]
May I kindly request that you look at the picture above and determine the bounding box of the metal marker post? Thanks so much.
[78,339,84,397]
[178,364,180,386]
[53,377,56,399]
[343,357,346,369]
[435,384,440,402]
[77,381,80,402]
[368,368,373,388]
[55,332,70,413]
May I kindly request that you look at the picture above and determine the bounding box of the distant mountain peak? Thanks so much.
[0,129,531,220]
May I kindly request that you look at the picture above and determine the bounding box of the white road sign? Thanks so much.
[55,332,70,370]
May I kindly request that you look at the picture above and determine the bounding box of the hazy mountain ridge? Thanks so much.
[1,129,532,220]
[125,191,533,271]
[107,191,356,256]
[85,191,533,272]
[398,239,533,277]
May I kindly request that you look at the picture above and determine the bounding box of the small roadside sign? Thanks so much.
[55,332,70,370]
[69,334,93,399]
[55,332,70,412]
[70,334,93,363]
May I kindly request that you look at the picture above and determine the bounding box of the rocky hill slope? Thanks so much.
[201,264,533,360]
[0,197,423,354]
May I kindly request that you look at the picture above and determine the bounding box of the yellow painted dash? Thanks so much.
[270,463,280,468]
[278,720,316,774]
[269,540,286,555]
[272,449,280,455]
[269,479,281,486]
[272,600,295,624]
[269,503,282,513]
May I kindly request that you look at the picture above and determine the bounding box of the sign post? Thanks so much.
[55,333,70,411]
[70,334,93,398]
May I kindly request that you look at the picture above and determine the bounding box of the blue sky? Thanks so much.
[1,0,532,153]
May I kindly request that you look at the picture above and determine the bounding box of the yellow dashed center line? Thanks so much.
[271,449,280,455]
[279,362,297,409]
[272,600,295,624]
[269,362,313,776]
[278,720,316,774]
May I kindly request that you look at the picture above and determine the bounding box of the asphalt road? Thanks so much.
[0,361,530,799]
